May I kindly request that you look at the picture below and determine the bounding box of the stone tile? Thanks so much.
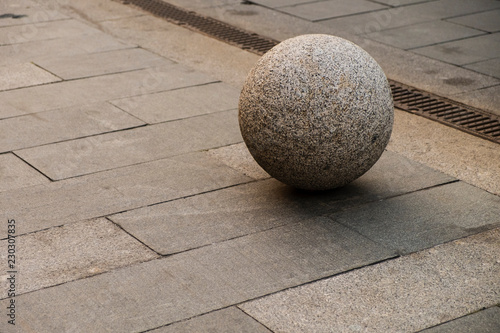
[0,103,144,152]
[465,58,500,79]
[0,153,49,192]
[322,0,500,34]
[0,64,215,119]
[0,218,158,298]
[412,33,500,66]
[16,110,242,180]
[365,20,484,50]
[330,181,500,254]
[452,84,500,117]
[0,62,60,91]
[447,9,500,33]
[320,7,436,35]
[0,19,103,46]
[387,109,500,195]
[34,47,169,80]
[207,143,270,180]
[240,228,500,332]
[110,150,454,255]
[420,306,500,333]
[55,0,144,22]
[0,151,252,238]
[278,0,387,21]
[111,82,240,124]
[353,35,500,96]
[0,217,394,332]
[403,0,500,20]
[149,307,272,333]
[0,34,133,67]
[0,0,68,28]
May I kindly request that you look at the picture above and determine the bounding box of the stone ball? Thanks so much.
[238,34,394,190]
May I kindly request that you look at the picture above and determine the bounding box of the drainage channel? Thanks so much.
[120,0,500,144]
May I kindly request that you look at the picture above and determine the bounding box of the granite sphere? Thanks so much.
[238,34,394,190]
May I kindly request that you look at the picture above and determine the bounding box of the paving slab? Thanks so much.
[365,20,484,50]
[34,47,170,80]
[412,33,500,66]
[388,109,500,193]
[419,306,500,333]
[111,82,240,124]
[207,143,270,180]
[465,58,500,79]
[350,36,500,97]
[149,307,272,333]
[320,6,438,35]
[277,0,387,21]
[329,181,500,254]
[99,12,261,88]
[57,0,146,22]
[399,0,500,20]
[16,109,242,180]
[447,9,500,33]
[0,33,133,67]
[0,151,251,238]
[0,218,158,298]
[110,150,454,255]
[0,63,214,119]
[452,84,500,117]
[0,153,49,192]
[240,228,500,332]
[0,62,60,91]
[0,0,68,28]
[0,19,103,46]
[0,102,144,152]
[0,217,394,332]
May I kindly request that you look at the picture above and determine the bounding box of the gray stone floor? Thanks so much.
[0,0,499,332]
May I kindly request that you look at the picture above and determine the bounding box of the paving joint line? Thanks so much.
[0,255,163,301]
[105,217,164,257]
[11,122,148,162]
[11,151,54,182]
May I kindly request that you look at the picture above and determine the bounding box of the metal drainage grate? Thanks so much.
[121,0,278,55]
[390,80,500,144]
[119,0,500,144]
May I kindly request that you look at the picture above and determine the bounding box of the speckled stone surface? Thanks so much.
[239,34,393,190]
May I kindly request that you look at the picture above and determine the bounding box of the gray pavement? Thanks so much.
[0,0,499,332]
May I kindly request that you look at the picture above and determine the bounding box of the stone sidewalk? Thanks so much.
[170,0,500,117]
[0,0,499,332]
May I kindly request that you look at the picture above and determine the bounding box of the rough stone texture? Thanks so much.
[0,153,49,191]
[420,306,500,333]
[207,143,270,180]
[388,109,500,195]
[330,181,500,254]
[239,34,393,190]
[0,103,144,152]
[0,151,252,238]
[111,82,240,124]
[110,150,454,256]
[240,228,500,333]
[0,62,61,91]
[0,217,393,332]
[16,110,242,180]
[149,307,272,333]
[0,218,158,298]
